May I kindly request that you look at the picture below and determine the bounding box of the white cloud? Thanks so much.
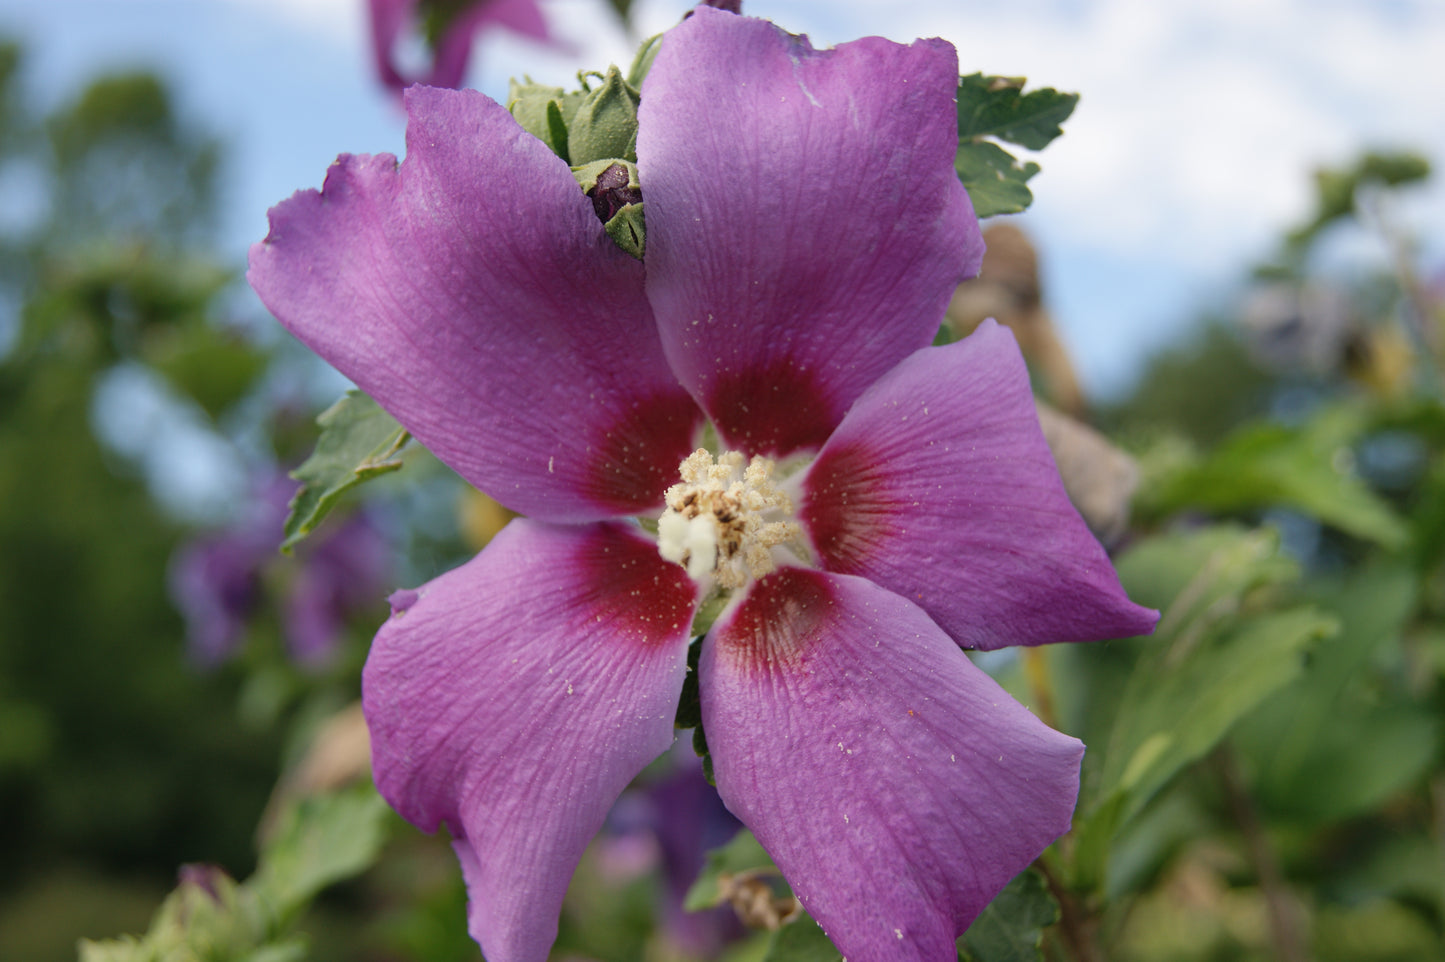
[761,0,1445,272]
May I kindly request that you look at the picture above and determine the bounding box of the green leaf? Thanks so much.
[1312,899,1445,962]
[1272,703,1440,822]
[1137,403,1409,548]
[954,140,1040,218]
[953,74,1077,217]
[1234,561,1421,820]
[958,869,1059,962]
[1075,606,1335,890]
[762,915,841,962]
[250,782,393,923]
[1070,527,1337,893]
[1110,606,1334,814]
[956,73,1078,150]
[282,390,409,553]
[1110,524,1298,619]
[756,870,1059,962]
[684,828,778,912]
[143,321,266,420]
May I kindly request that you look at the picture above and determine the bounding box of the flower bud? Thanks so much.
[588,162,643,222]
[567,66,641,166]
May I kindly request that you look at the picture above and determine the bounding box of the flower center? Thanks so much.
[656,449,801,589]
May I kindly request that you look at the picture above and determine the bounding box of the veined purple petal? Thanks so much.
[639,9,982,458]
[363,519,699,962]
[800,320,1158,650]
[701,567,1082,962]
[249,86,702,523]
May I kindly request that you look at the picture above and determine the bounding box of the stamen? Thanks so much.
[656,448,801,588]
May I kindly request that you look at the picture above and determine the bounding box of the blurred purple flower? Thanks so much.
[596,750,742,955]
[367,0,551,95]
[250,10,1156,961]
[168,475,390,669]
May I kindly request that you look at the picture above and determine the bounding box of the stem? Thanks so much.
[1214,746,1310,962]
[1430,774,1445,926]
[1021,646,1058,730]
[1358,187,1444,395]
[1035,857,1102,962]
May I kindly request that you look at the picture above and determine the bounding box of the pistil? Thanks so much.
[656,449,801,589]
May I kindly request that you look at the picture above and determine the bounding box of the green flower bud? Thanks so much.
[567,65,641,166]
[572,159,645,260]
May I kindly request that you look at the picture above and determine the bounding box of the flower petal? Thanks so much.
[367,0,553,93]
[701,567,1082,961]
[638,9,983,457]
[800,320,1158,650]
[363,519,699,962]
[431,0,554,90]
[249,86,702,523]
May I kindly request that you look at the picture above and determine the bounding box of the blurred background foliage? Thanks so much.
[2,9,1445,962]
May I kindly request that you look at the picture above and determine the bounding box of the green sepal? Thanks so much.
[572,159,645,260]
[567,65,641,166]
[603,201,646,260]
[545,100,570,161]
[506,78,582,161]
[673,635,703,730]
[954,73,1078,217]
[571,157,638,194]
[626,33,664,88]
[282,390,410,553]
[954,140,1040,219]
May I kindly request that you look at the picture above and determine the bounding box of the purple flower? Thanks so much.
[249,10,1156,962]
[367,0,551,94]
[169,475,391,668]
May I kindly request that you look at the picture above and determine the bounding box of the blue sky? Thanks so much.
[2,0,1443,401]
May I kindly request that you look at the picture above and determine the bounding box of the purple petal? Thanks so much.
[363,519,699,962]
[639,9,982,457]
[430,0,554,90]
[800,320,1158,650]
[249,86,702,523]
[368,0,553,93]
[366,0,413,92]
[167,535,265,667]
[701,567,1082,961]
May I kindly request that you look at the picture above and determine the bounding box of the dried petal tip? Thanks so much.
[690,0,742,15]
[388,588,420,614]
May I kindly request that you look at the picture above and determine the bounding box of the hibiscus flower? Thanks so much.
[367,0,551,94]
[249,9,1156,961]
